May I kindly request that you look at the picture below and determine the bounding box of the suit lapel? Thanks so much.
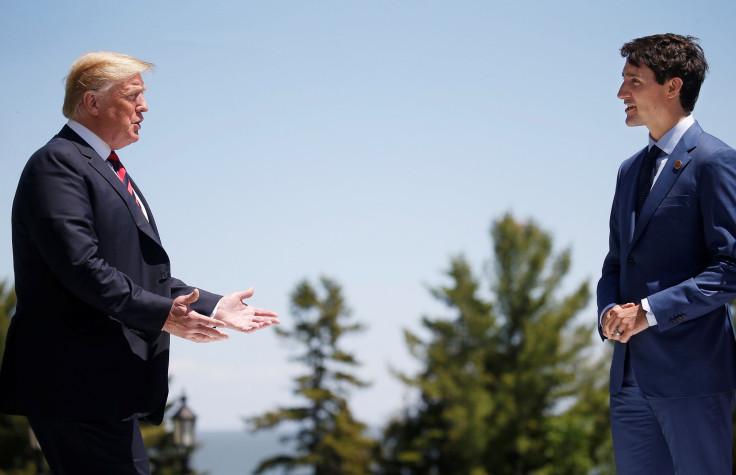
[129,178,162,238]
[622,148,646,246]
[629,122,702,248]
[87,157,163,246]
[60,126,163,246]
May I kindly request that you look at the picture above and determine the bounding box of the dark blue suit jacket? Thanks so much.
[597,121,736,397]
[0,126,221,424]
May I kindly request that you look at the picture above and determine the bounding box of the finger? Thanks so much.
[242,323,267,334]
[176,308,225,327]
[197,324,229,339]
[186,313,226,328]
[180,309,207,321]
[605,307,620,331]
[210,318,227,327]
[252,307,279,317]
[605,316,618,336]
[192,332,228,343]
[609,323,622,340]
[251,316,280,324]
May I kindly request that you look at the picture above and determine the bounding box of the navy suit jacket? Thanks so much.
[0,126,221,424]
[597,121,736,397]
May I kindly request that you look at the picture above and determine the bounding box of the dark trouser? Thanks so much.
[27,416,151,475]
[610,349,734,475]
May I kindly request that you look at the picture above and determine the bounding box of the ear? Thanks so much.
[667,77,683,100]
[81,91,101,117]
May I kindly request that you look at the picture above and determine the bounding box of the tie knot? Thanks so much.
[648,145,663,160]
[107,151,120,162]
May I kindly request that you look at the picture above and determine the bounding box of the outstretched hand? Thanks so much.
[215,287,280,333]
[163,289,229,343]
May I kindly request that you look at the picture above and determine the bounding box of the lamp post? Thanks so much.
[172,394,196,475]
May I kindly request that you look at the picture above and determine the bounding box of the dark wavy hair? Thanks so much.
[620,34,708,113]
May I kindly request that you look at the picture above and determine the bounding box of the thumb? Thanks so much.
[232,287,255,302]
[178,288,200,305]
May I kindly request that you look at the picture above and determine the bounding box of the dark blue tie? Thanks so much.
[636,145,662,217]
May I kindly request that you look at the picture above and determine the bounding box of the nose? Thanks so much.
[137,94,148,113]
[617,83,628,100]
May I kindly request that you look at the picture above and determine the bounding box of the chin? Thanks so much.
[113,138,139,150]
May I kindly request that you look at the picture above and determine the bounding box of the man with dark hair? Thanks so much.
[598,34,736,474]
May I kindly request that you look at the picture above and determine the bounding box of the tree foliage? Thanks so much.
[379,213,613,474]
[248,277,375,474]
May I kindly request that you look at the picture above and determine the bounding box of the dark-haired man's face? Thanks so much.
[617,62,672,140]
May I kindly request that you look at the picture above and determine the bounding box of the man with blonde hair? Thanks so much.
[0,51,280,474]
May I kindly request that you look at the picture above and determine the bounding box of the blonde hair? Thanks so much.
[62,51,154,120]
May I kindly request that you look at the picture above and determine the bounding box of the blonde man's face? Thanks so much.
[95,73,148,150]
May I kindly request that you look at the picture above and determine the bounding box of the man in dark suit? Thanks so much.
[0,51,280,474]
[597,34,736,474]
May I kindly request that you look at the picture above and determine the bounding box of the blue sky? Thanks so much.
[2,0,736,430]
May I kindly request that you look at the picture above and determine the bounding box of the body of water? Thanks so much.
[193,430,282,475]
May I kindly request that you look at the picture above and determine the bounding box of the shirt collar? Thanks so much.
[67,119,112,160]
[648,114,695,155]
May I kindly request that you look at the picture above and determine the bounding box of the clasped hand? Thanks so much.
[602,302,649,343]
[163,287,279,343]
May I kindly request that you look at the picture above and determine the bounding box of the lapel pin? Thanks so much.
[673,160,682,170]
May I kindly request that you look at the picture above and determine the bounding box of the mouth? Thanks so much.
[624,104,636,113]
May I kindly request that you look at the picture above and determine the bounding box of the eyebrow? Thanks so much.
[121,84,147,94]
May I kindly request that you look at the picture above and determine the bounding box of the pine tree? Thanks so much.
[248,277,375,474]
[379,213,613,474]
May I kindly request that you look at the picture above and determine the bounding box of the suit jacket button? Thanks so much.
[161,271,169,280]
[627,258,635,266]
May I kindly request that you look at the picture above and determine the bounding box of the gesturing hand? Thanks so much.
[163,289,229,343]
[215,287,280,333]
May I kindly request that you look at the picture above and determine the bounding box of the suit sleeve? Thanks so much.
[596,165,624,340]
[20,149,176,342]
[648,147,736,330]
[170,277,221,315]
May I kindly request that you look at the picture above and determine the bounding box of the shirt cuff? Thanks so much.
[210,299,222,319]
[641,298,657,326]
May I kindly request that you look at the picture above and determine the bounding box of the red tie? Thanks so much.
[107,151,142,210]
